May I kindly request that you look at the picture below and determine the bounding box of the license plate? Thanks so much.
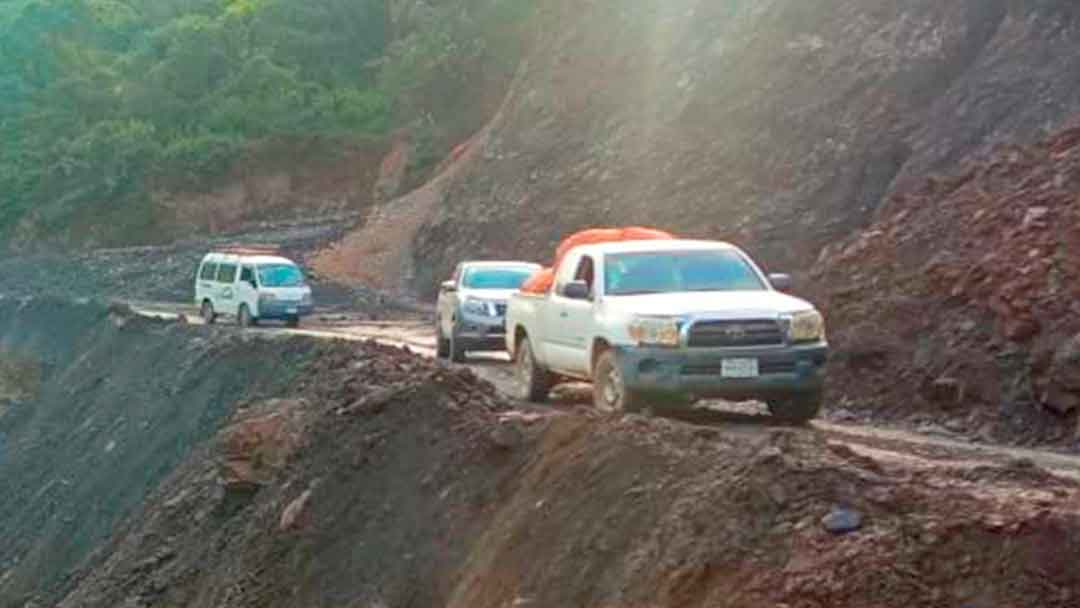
[722,358,759,378]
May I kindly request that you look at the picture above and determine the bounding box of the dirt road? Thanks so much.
[131,302,1080,481]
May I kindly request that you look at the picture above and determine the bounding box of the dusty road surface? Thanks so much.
[131,302,1080,481]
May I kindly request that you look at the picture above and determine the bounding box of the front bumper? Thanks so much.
[456,316,508,352]
[617,342,827,402]
[256,301,314,319]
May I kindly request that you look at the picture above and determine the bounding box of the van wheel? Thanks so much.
[201,300,216,325]
[237,304,255,328]
[286,316,300,328]
[593,350,643,414]
[767,392,823,425]
[515,337,552,403]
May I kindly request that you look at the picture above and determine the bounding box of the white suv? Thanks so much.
[195,249,314,327]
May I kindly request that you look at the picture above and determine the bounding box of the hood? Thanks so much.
[458,288,519,303]
[602,290,815,318]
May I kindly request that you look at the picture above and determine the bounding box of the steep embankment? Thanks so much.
[342,0,1080,297]
[57,336,1080,608]
[0,299,318,605]
[813,122,1080,445]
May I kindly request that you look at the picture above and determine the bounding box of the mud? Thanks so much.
[46,322,1080,608]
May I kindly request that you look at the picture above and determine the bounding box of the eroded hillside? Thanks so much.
[322,0,1080,296]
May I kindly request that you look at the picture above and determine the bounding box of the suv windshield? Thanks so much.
[604,250,765,296]
[257,264,305,288]
[462,267,536,289]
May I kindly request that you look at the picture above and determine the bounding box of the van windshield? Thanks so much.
[257,264,305,288]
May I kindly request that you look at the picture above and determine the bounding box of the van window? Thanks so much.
[199,262,218,281]
[216,263,238,283]
[240,266,255,285]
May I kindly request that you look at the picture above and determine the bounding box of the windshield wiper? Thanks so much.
[611,290,668,296]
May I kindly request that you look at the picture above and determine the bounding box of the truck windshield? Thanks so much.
[604,250,765,295]
[257,264,305,288]
[462,267,536,289]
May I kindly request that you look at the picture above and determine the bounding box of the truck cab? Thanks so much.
[505,240,828,422]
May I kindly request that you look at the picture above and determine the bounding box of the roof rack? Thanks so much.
[214,244,282,256]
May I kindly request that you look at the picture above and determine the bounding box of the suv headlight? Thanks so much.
[786,310,825,343]
[463,298,494,317]
[628,316,681,347]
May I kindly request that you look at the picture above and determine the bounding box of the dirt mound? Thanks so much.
[813,120,1080,446]
[384,0,1080,298]
[56,338,1080,607]
[0,298,321,605]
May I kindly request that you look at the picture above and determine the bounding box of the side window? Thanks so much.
[240,266,255,285]
[216,263,237,283]
[573,256,596,295]
[199,263,218,281]
[555,253,581,296]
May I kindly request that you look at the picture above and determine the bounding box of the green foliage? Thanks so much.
[0,0,533,244]
[0,0,392,242]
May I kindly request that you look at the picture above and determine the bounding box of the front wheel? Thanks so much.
[515,337,553,403]
[449,327,467,363]
[237,304,256,328]
[766,392,823,425]
[286,316,300,328]
[436,319,450,358]
[201,300,216,325]
[593,350,643,413]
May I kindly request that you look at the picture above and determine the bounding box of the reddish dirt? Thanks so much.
[813,120,1080,446]
[54,337,1080,608]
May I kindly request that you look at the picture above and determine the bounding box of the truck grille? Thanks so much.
[686,319,784,348]
[683,360,796,376]
[495,303,508,316]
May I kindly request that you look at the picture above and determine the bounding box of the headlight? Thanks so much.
[628,316,681,347]
[463,298,494,317]
[786,310,825,343]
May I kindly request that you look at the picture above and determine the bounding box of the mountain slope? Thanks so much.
[387,0,1080,295]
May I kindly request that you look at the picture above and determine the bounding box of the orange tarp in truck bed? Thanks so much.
[520,227,675,293]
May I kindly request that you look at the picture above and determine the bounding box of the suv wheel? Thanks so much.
[449,327,467,363]
[201,300,216,325]
[767,392,823,425]
[515,337,552,402]
[593,350,643,413]
[237,304,255,328]
[286,316,299,328]
[435,319,450,358]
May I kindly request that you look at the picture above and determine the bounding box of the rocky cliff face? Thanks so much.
[406,0,1080,296]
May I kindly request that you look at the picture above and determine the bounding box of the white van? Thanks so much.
[194,248,314,327]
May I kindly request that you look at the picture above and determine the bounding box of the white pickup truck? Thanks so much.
[504,239,828,422]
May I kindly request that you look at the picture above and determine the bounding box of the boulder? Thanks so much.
[219,399,307,490]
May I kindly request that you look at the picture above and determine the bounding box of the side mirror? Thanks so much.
[441,280,457,292]
[563,280,591,300]
[769,273,793,291]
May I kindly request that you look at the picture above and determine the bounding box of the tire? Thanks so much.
[286,316,300,328]
[201,300,216,325]
[435,320,450,358]
[449,327,467,363]
[237,304,255,328]
[515,337,553,403]
[593,350,643,413]
[767,392,823,425]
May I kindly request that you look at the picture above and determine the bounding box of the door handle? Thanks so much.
[560,312,569,318]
